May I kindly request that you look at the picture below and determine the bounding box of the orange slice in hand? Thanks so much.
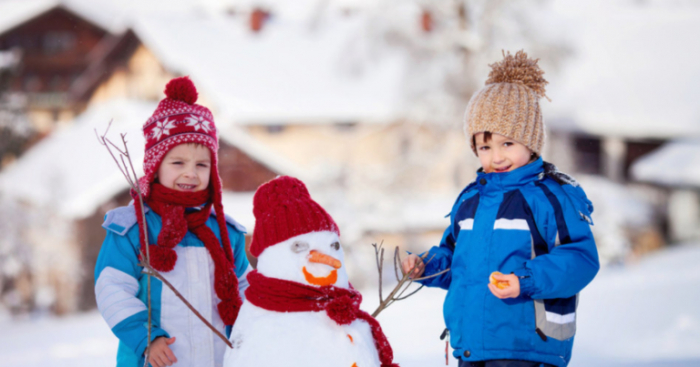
[489,271,509,290]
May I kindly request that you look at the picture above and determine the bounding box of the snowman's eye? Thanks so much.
[330,241,340,251]
[291,241,309,253]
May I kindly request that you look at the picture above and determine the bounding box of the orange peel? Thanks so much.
[489,271,510,290]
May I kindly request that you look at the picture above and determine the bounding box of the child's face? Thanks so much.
[157,143,212,192]
[474,132,533,174]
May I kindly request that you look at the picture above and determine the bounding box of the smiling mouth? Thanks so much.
[493,165,511,173]
[302,267,338,286]
[176,184,197,190]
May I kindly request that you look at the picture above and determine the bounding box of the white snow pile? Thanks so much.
[571,243,700,367]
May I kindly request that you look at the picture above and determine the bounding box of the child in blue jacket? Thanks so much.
[95,77,251,367]
[402,51,599,367]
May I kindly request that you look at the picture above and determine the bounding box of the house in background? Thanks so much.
[0,1,139,134]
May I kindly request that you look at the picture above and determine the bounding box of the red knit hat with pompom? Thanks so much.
[250,176,340,257]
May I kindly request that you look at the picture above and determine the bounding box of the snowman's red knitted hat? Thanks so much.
[250,176,340,257]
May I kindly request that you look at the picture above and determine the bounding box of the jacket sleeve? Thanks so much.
[94,228,169,357]
[515,183,600,299]
[417,223,455,290]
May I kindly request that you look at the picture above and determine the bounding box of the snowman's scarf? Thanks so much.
[245,270,399,367]
[132,183,242,325]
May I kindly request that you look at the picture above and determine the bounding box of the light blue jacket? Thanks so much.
[94,204,251,367]
[419,158,599,366]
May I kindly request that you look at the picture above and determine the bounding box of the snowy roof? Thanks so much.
[542,1,700,139]
[0,98,295,219]
[631,139,700,188]
[0,99,155,219]
[130,8,406,125]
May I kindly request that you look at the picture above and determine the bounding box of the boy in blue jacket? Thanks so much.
[402,51,599,367]
[95,77,251,367]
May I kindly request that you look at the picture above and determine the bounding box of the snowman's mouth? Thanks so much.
[302,267,337,286]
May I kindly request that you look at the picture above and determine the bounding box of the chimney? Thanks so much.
[250,8,269,32]
[421,9,433,33]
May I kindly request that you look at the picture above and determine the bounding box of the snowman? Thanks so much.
[223,176,398,367]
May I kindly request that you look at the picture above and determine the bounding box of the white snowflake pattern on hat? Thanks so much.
[185,114,214,133]
[151,117,177,141]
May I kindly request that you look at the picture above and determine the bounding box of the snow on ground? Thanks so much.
[1,244,699,366]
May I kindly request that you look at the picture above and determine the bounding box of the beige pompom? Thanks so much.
[485,50,549,100]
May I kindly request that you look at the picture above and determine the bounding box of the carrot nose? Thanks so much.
[308,250,342,269]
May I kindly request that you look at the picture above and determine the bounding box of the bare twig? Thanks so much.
[371,244,451,318]
[393,247,402,282]
[96,122,233,359]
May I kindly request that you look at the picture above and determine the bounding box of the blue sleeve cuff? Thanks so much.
[514,268,535,298]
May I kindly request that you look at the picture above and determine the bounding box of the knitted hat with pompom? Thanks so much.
[464,50,549,155]
[250,176,340,258]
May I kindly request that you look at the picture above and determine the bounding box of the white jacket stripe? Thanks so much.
[96,266,146,328]
[493,218,530,230]
[458,218,474,230]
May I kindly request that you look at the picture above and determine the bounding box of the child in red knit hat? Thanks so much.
[94,77,251,367]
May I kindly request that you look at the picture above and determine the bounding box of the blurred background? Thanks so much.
[0,0,698,365]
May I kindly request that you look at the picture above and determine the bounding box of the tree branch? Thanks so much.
[371,244,451,318]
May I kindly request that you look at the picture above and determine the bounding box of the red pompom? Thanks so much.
[145,245,177,272]
[164,76,198,104]
[326,295,357,325]
[218,299,241,325]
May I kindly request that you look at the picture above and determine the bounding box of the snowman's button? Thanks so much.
[347,334,354,343]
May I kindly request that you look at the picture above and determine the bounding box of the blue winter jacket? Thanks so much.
[419,158,599,367]
[94,204,251,367]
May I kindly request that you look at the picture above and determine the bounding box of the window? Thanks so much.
[335,121,357,131]
[573,135,602,175]
[266,124,285,134]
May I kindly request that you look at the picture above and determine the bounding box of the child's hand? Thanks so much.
[147,336,177,367]
[487,272,520,299]
[401,254,425,279]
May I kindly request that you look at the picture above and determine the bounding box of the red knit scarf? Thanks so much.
[132,183,242,325]
[245,270,398,367]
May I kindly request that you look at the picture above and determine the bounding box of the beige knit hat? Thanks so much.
[464,50,549,155]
